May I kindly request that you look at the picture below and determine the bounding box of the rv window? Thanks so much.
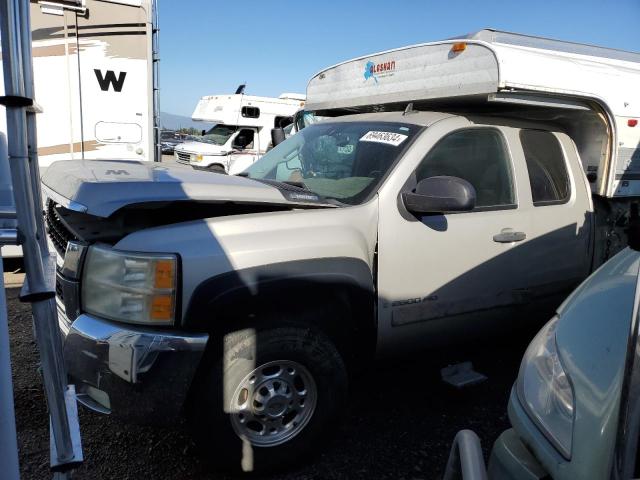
[199,124,237,145]
[520,130,570,206]
[241,106,260,119]
[415,128,515,209]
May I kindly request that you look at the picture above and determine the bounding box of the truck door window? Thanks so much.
[520,130,570,206]
[415,128,515,209]
[233,129,255,149]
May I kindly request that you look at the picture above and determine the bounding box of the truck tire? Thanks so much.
[208,164,226,174]
[188,326,348,473]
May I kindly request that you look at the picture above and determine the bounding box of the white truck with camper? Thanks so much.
[174,90,305,174]
[41,30,640,472]
[0,0,158,258]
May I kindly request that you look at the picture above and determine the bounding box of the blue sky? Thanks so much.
[158,0,640,116]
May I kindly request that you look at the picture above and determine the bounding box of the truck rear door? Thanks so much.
[509,128,592,307]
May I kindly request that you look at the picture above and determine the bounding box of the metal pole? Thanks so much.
[0,0,82,474]
[18,0,46,251]
[0,256,20,480]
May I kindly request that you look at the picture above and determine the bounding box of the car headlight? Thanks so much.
[517,316,575,459]
[194,154,203,162]
[81,245,178,325]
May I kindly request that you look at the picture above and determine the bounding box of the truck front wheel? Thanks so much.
[208,163,226,174]
[188,326,348,473]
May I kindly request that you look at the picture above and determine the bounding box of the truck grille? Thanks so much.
[55,277,65,303]
[45,200,78,258]
[176,151,191,163]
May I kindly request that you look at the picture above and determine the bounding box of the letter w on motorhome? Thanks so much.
[94,69,127,92]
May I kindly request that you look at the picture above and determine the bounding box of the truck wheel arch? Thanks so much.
[184,258,376,369]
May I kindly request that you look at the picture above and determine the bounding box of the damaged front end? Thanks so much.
[41,159,334,422]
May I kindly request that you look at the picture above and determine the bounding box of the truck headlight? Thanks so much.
[81,245,178,325]
[517,316,574,459]
[194,154,203,162]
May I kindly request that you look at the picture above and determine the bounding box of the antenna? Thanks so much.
[403,102,415,115]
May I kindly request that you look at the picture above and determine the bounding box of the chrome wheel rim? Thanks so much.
[229,360,317,447]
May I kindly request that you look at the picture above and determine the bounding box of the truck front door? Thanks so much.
[228,128,259,175]
[376,118,532,354]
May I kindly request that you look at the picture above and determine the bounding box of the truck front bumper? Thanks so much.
[59,307,209,423]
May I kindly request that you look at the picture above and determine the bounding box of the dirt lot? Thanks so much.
[6,263,540,479]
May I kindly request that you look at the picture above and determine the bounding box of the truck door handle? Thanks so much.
[493,229,526,243]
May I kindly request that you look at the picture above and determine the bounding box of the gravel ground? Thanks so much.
[6,263,540,480]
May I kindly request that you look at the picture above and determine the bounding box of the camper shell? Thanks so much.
[307,29,640,199]
[174,92,305,173]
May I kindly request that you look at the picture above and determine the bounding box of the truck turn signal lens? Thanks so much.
[151,295,173,321]
[155,260,175,289]
[451,42,467,53]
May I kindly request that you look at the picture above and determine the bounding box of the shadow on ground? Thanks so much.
[7,280,535,480]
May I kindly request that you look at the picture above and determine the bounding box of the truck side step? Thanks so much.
[441,362,488,388]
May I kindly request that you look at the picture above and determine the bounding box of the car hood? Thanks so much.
[175,141,228,155]
[41,159,332,217]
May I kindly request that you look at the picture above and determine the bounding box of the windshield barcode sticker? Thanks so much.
[360,131,408,146]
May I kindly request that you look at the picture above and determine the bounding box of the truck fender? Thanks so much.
[183,257,376,364]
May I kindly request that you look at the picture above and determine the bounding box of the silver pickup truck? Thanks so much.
[42,31,640,473]
[42,111,620,471]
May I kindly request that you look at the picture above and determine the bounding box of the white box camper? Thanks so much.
[0,0,158,168]
[306,29,640,199]
[174,90,305,174]
[0,0,158,258]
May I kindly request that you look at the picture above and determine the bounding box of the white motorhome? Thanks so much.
[0,0,157,167]
[174,91,305,174]
[0,0,158,257]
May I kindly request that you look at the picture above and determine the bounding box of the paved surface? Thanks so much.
[4,259,542,479]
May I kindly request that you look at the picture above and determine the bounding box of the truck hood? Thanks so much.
[175,141,228,155]
[41,159,330,217]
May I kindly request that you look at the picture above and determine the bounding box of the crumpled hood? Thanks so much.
[175,141,228,155]
[41,159,325,217]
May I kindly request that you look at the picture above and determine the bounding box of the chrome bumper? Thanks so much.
[59,307,209,423]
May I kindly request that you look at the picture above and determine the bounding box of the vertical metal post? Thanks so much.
[0,256,20,480]
[152,0,161,162]
[0,0,82,475]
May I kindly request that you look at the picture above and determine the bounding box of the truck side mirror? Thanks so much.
[271,127,286,147]
[402,176,476,214]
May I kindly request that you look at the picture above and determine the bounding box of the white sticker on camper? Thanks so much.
[360,131,408,146]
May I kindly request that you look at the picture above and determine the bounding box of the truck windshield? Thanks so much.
[243,121,421,204]
[199,124,237,145]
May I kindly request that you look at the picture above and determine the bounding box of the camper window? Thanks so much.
[199,124,238,145]
[520,129,570,206]
[241,106,260,119]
